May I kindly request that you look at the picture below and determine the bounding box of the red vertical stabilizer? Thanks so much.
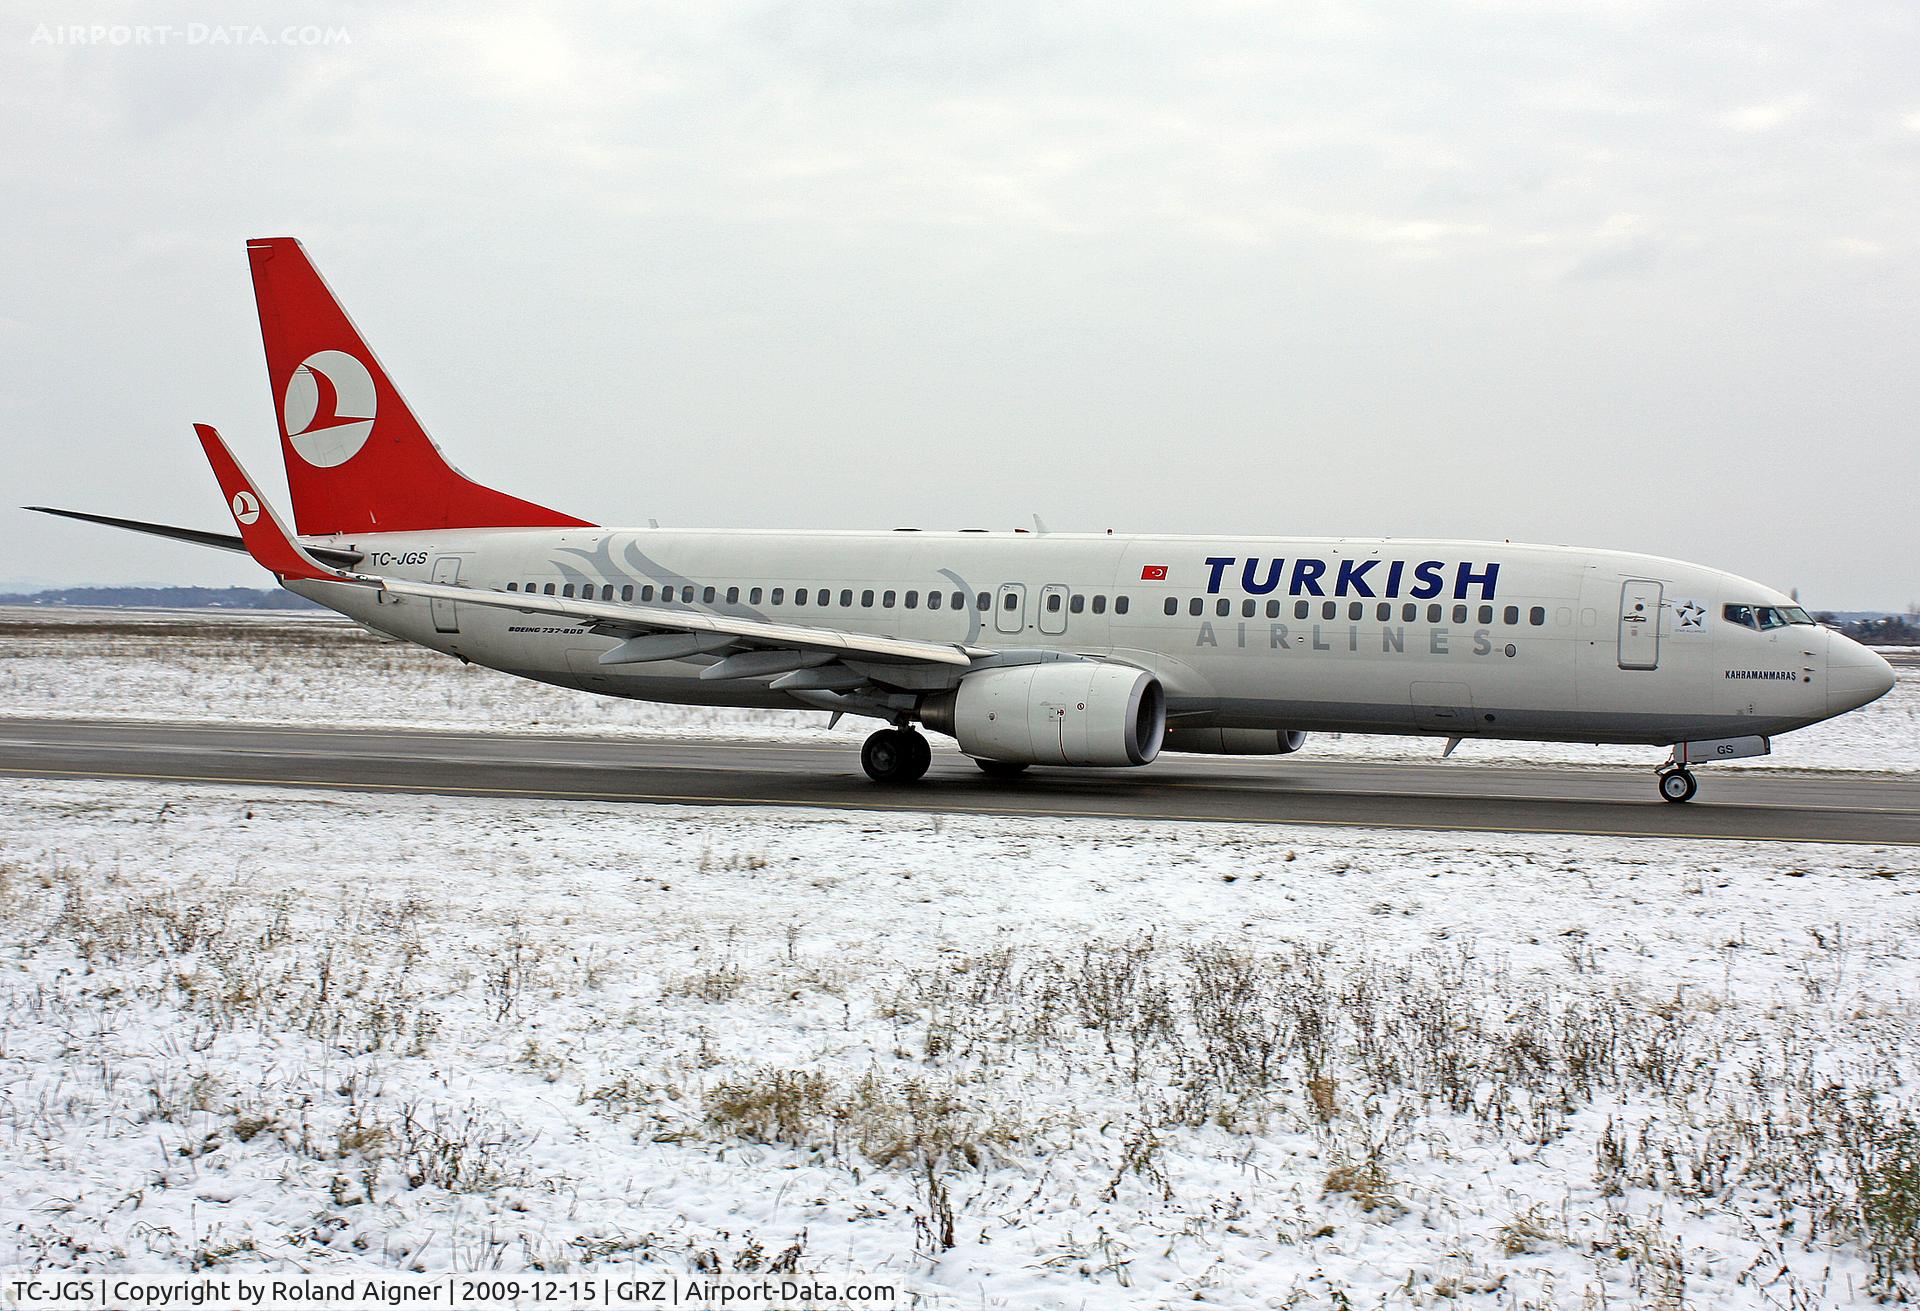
[247,237,593,536]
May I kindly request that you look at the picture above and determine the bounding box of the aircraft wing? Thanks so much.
[193,423,986,672]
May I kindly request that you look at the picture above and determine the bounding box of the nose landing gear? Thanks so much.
[861,727,932,783]
[1657,768,1698,804]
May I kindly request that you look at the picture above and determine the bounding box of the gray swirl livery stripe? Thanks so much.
[552,535,986,646]
[937,567,983,645]
[552,535,773,624]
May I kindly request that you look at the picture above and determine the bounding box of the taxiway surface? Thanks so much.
[0,717,1913,844]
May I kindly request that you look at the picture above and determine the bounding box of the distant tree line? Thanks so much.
[0,586,320,610]
[1815,613,1920,645]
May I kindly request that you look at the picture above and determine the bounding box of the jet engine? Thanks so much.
[920,662,1165,766]
[1161,727,1308,755]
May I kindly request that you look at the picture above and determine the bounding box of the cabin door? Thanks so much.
[1618,579,1662,670]
[430,556,462,633]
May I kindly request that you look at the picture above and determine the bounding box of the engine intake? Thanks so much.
[921,662,1165,767]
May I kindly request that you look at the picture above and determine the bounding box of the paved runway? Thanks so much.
[0,716,1914,844]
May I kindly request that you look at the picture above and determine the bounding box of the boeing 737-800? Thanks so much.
[31,239,1897,802]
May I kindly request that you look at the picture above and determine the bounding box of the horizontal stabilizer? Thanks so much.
[25,506,362,568]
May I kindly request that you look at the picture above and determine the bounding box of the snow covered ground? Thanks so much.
[2,779,1916,1305]
[1,607,1915,773]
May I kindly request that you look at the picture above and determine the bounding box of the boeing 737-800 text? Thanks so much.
[31,239,1896,803]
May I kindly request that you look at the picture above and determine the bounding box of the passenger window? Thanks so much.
[1530,606,1546,626]
[726,586,739,604]
[816,589,829,606]
[1165,598,1179,616]
[1296,600,1310,620]
[622,585,634,602]
[641,584,655,602]
[1071,595,1085,614]
[1322,602,1337,620]
[1428,604,1442,623]
[1376,603,1390,621]
[955,592,968,610]
[1266,600,1281,619]
[506,582,518,592]
[793,589,807,607]
[1503,605,1519,625]
[1242,599,1255,618]
[702,586,716,604]
[840,589,854,607]
[544,583,556,595]
[1349,602,1364,620]
[1478,605,1493,625]
[1217,599,1231,617]
[749,587,762,605]
[1189,598,1204,616]
[977,593,991,611]
[562,584,575,598]
[861,589,875,607]
[883,590,896,608]
[1114,596,1129,615]
[1046,593,1061,612]
[771,588,784,605]
[683,586,696,603]
[1092,595,1107,615]
[1403,603,1417,622]
[1003,593,1018,611]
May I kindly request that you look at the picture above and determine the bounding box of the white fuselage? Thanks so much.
[288,527,1889,749]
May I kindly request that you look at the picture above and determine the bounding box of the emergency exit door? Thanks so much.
[1618,579,1661,670]
[994,583,1027,635]
[430,556,462,634]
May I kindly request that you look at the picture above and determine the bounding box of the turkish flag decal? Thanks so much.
[1140,564,1168,581]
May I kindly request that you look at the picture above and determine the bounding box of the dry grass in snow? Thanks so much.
[1,781,1916,1306]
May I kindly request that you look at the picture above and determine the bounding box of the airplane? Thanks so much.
[30,238,1897,804]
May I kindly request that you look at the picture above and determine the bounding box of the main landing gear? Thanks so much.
[861,727,932,784]
[1657,768,1698,804]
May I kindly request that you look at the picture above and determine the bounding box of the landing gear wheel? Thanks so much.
[862,729,930,784]
[974,758,1029,779]
[902,730,932,780]
[1658,769,1698,804]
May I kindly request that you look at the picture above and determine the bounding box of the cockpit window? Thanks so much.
[1724,603,1815,630]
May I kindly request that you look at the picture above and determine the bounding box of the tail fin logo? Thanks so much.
[283,349,377,468]
[230,490,261,524]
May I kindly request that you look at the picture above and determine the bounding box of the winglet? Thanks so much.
[194,424,342,583]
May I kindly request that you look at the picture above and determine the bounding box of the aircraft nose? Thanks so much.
[1827,630,1896,715]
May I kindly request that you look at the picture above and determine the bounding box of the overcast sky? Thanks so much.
[4,0,1916,607]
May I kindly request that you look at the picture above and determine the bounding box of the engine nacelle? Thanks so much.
[921,662,1165,766]
[1161,727,1308,755]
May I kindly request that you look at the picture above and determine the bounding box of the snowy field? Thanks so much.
[1,607,1915,773]
[1,779,1916,1306]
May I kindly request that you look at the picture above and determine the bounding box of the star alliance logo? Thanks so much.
[1675,600,1706,631]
